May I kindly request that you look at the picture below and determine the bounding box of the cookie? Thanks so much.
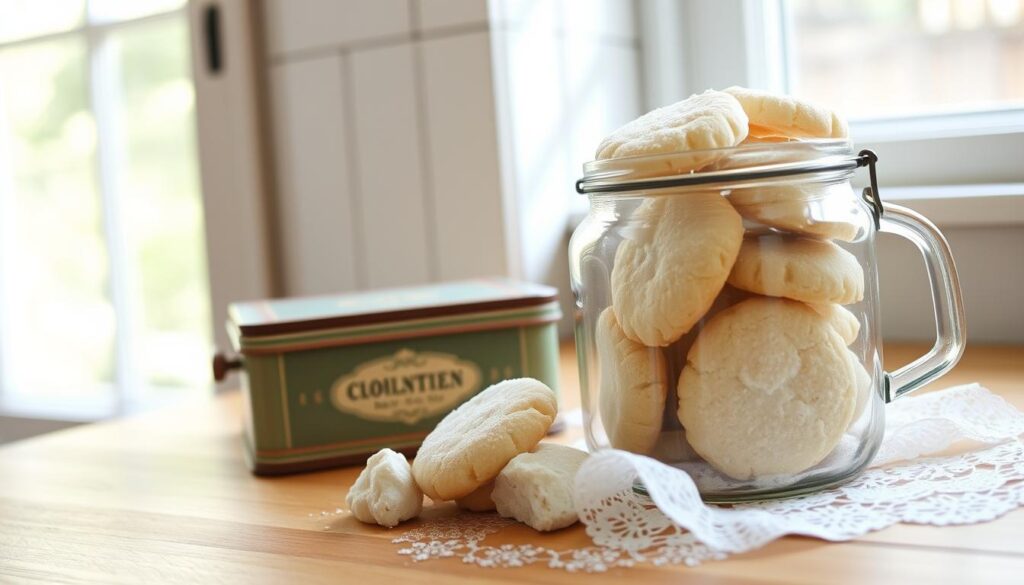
[724,86,848,139]
[678,297,857,480]
[727,235,864,305]
[661,334,691,432]
[596,308,668,454]
[660,285,750,431]
[810,303,861,345]
[650,429,700,462]
[455,481,495,512]
[596,89,748,164]
[729,183,862,242]
[411,378,557,501]
[741,134,799,144]
[346,448,423,527]
[611,192,744,346]
[848,350,873,421]
[492,444,589,532]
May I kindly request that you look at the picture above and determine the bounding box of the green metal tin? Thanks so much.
[221,279,562,475]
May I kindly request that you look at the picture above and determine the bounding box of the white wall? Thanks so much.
[876,223,1024,344]
[261,0,511,296]
[260,0,644,338]
[489,0,643,334]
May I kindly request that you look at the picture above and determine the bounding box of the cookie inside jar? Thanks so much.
[571,87,885,500]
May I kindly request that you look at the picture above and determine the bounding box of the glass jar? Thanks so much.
[569,140,966,502]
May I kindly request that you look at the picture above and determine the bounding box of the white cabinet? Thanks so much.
[194,0,643,335]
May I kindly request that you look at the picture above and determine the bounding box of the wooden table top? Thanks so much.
[2,342,1023,584]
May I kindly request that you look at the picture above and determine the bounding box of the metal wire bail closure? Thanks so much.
[857,149,883,229]
[576,148,886,228]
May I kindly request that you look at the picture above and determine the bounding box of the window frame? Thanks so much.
[0,7,184,419]
[0,2,267,421]
[632,0,1024,346]
[638,0,1024,195]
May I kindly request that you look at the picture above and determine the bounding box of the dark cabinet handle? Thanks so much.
[203,4,223,74]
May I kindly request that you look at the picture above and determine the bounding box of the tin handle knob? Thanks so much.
[212,352,243,382]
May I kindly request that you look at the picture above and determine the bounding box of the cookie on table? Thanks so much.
[724,86,848,139]
[346,448,423,527]
[596,307,668,454]
[596,89,748,165]
[411,378,557,501]
[678,297,857,480]
[729,183,863,242]
[492,444,589,532]
[455,481,495,512]
[728,235,864,305]
[611,192,744,346]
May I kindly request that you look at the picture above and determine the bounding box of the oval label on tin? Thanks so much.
[330,349,482,425]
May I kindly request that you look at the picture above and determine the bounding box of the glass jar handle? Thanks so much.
[878,203,967,402]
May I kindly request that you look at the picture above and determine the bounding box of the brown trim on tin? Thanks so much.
[238,314,561,356]
[234,286,559,337]
[255,430,431,457]
[250,445,422,476]
[248,418,568,476]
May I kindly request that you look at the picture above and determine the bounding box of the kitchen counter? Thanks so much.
[2,342,1023,584]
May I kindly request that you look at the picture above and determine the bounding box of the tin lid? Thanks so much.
[227,278,561,354]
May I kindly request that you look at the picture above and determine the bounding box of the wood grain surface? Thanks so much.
[1,342,1022,584]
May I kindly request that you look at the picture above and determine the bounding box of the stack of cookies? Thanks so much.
[347,378,591,532]
[594,87,872,481]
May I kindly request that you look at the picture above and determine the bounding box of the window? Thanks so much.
[783,0,1024,187]
[788,0,1024,119]
[0,0,212,419]
[639,0,1024,187]
[630,0,1024,345]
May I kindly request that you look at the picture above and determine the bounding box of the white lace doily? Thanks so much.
[386,383,1024,572]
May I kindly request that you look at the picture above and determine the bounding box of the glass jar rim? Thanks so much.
[577,139,860,196]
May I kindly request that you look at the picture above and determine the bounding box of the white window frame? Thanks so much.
[0,0,275,421]
[638,0,1024,226]
[0,7,187,420]
[187,0,277,359]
